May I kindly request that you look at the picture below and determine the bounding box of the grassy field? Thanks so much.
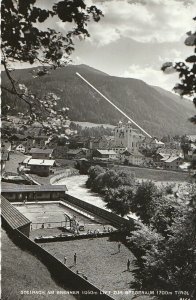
[1,229,77,300]
[118,165,189,182]
[40,237,152,300]
[4,151,25,173]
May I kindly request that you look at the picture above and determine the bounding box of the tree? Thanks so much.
[86,165,104,188]
[181,135,192,158]
[104,186,134,217]
[86,167,135,194]
[130,181,161,225]
[1,0,103,132]
[130,187,196,299]
[161,17,196,124]
[129,17,196,298]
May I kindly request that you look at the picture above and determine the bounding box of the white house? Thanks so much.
[93,149,118,161]
[16,144,26,153]
[164,156,184,171]
[121,150,144,166]
[27,159,55,176]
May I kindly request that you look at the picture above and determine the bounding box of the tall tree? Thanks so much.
[104,186,134,217]
[161,17,196,124]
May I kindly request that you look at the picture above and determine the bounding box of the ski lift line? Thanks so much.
[76,72,152,138]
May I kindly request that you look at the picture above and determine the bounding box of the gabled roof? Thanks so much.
[103,135,114,141]
[30,148,53,154]
[160,155,170,161]
[122,150,132,156]
[2,185,67,193]
[27,159,55,166]
[186,135,196,142]
[16,144,25,149]
[1,196,31,229]
[22,156,32,164]
[11,134,26,140]
[67,148,85,155]
[122,150,143,157]
[33,135,49,140]
[165,156,182,163]
[96,149,117,155]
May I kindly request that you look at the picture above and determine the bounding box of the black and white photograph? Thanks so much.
[1,0,196,300]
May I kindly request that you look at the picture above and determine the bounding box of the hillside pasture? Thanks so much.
[117,165,189,182]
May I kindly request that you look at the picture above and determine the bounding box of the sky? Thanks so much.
[14,0,196,92]
[63,0,195,92]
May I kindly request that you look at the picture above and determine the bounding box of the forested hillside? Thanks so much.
[2,64,195,137]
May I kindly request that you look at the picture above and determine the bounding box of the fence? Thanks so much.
[63,194,136,230]
[31,221,68,230]
[50,169,79,185]
[2,221,115,300]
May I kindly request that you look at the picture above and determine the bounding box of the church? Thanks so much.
[113,121,145,153]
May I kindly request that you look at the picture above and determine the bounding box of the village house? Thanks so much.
[10,133,26,143]
[111,146,126,156]
[93,149,118,161]
[16,144,26,153]
[121,149,144,166]
[69,136,89,149]
[139,136,152,150]
[27,158,55,176]
[147,138,165,150]
[67,148,88,160]
[164,140,181,150]
[186,135,196,143]
[33,135,49,148]
[29,148,53,159]
[52,145,69,158]
[163,156,184,171]
[89,135,115,150]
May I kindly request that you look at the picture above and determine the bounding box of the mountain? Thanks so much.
[2,64,195,137]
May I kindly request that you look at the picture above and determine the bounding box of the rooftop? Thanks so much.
[30,148,53,154]
[160,155,170,161]
[165,156,182,163]
[2,185,67,193]
[27,159,55,166]
[186,135,196,142]
[67,148,85,155]
[1,196,31,229]
[96,149,117,155]
[122,150,143,157]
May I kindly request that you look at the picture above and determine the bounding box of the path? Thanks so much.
[55,175,138,220]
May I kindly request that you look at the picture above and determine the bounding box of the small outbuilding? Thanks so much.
[1,185,67,202]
